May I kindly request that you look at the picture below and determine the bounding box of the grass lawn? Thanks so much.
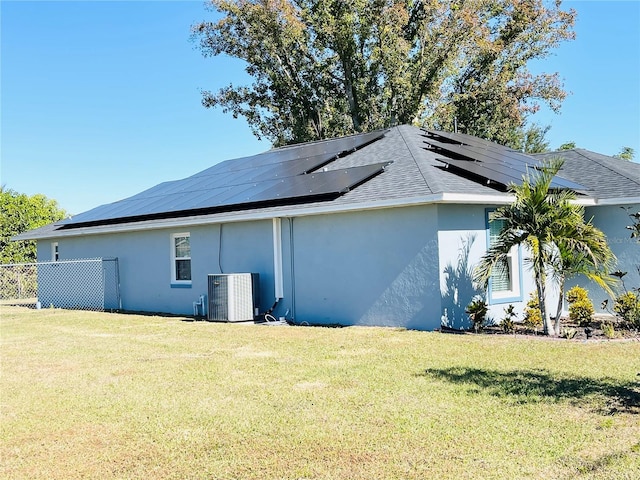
[1,306,639,479]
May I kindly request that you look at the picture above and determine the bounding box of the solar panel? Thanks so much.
[60,130,389,228]
[426,137,537,178]
[423,130,588,192]
[437,158,525,187]
[424,129,498,149]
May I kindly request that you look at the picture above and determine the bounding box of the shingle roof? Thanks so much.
[14,125,640,241]
[533,148,640,199]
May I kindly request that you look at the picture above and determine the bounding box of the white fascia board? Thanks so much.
[572,198,598,206]
[593,197,640,206]
[439,193,516,204]
[27,192,632,240]
[16,193,515,239]
[15,194,460,239]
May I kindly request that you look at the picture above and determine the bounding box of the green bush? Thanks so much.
[566,285,589,304]
[601,322,617,339]
[523,293,543,331]
[501,304,517,333]
[566,286,594,327]
[613,291,640,327]
[560,327,577,339]
[466,298,488,332]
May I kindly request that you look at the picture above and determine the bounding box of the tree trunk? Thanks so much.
[554,277,565,335]
[535,271,555,336]
[341,59,361,132]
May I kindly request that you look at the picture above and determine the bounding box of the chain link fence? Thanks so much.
[0,258,121,311]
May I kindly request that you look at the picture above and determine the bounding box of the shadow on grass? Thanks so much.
[419,367,640,414]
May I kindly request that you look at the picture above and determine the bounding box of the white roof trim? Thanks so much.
[16,192,514,239]
[19,191,634,241]
[591,197,640,206]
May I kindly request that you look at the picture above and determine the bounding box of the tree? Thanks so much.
[0,187,67,264]
[628,210,640,239]
[614,146,635,161]
[549,227,616,333]
[474,158,614,336]
[557,141,576,151]
[192,0,575,146]
[508,123,551,153]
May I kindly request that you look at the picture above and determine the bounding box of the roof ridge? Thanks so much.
[570,149,640,185]
[397,125,442,193]
[269,128,387,152]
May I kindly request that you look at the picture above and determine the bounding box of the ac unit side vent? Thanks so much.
[207,273,259,322]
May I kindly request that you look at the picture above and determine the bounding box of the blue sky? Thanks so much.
[2,0,639,215]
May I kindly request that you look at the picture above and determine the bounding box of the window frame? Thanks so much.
[170,232,192,287]
[485,209,523,304]
[51,242,59,262]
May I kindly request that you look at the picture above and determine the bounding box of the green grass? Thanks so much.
[1,306,639,479]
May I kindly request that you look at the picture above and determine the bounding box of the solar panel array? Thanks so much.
[61,130,389,228]
[422,129,587,192]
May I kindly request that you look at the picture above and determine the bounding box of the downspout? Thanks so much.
[272,218,284,301]
[288,217,296,322]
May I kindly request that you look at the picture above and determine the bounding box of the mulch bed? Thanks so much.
[442,316,640,341]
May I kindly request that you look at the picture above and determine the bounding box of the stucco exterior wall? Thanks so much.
[435,204,538,328]
[436,204,489,329]
[288,205,441,329]
[36,221,274,315]
[569,204,640,312]
[35,207,444,328]
[35,200,630,329]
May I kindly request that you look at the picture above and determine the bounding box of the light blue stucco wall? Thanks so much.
[436,204,487,329]
[287,206,441,329]
[37,221,275,315]
[37,200,631,328]
[36,207,444,327]
[435,204,537,328]
[568,204,640,312]
[34,203,528,329]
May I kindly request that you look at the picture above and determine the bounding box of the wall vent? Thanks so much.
[207,273,260,322]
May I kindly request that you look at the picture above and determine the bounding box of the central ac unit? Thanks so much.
[207,273,260,322]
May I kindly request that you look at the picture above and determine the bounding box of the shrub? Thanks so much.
[523,293,543,331]
[501,304,517,333]
[566,285,588,304]
[566,286,594,327]
[601,322,617,339]
[466,298,488,332]
[560,327,577,339]
[613,291,640,327]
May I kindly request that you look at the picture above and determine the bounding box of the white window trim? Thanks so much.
[490,245,521,301]
[170,232,192,285]
[51,242,59,262]
[486,210,522,304]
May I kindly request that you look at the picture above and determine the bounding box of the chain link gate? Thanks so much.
[0,258,121,311]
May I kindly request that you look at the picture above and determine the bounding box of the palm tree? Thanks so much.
[475,158,615,336]
[550,226,616,333]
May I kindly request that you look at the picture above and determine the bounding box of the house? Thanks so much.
[14,125,640,329]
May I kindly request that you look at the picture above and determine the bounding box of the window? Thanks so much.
[486,211,521,303]
[171,233,191,285]
[51,242,59,262]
